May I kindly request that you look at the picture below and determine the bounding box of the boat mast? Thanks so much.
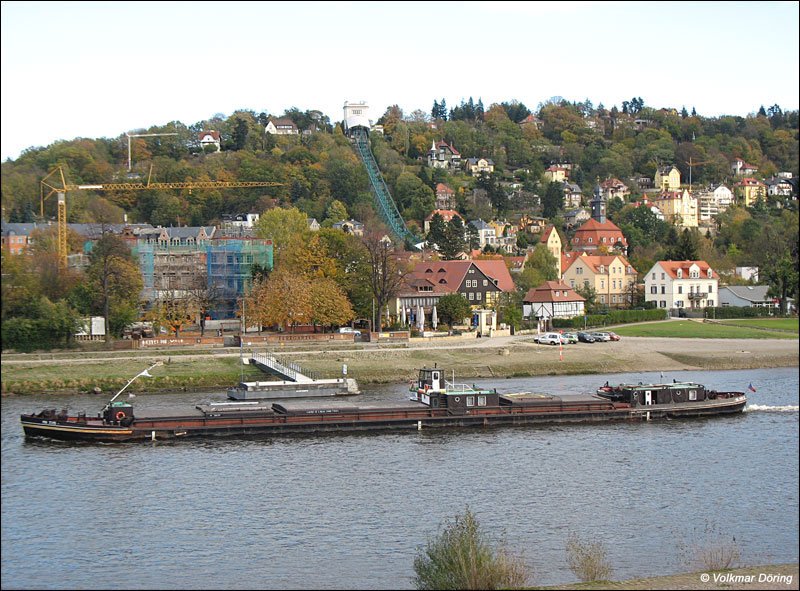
[105,361,161,409]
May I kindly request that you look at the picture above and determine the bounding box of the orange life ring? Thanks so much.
[115,411,126,421]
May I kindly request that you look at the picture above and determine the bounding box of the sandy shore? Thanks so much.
[541,563,799,590]
[292,335,799,384]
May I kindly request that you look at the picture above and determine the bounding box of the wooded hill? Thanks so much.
[1,98,798,314]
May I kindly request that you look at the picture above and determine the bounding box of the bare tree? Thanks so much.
[360,234,408,332]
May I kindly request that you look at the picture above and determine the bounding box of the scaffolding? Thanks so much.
[134,238,273,318]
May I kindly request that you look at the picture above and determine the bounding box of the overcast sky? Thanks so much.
[2,1,798,161]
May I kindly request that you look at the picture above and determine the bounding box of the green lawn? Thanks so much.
[612,319,798,339]
[717,317,798,331]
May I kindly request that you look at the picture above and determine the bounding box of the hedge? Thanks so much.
[552,309,668,329]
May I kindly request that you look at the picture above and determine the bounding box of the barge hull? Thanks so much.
[20,397,746,443]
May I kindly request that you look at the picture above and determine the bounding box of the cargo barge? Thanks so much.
[20,365,747,443]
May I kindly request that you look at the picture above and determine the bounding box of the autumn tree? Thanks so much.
[246,268,312,332]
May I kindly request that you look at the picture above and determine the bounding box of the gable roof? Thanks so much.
[402,260,514,295]
[523,281,586,303]
[720,285,771,302]
[435,183,455,195]
[471,259,515,292]
[655,260,718,280]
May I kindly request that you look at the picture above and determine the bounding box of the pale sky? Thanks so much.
[2,1,798,161]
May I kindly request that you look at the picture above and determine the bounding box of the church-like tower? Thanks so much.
[591,180,606,223]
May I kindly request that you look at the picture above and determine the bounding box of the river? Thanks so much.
[2,367,798,589]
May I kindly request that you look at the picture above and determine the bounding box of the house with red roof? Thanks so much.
[643,260,719,312]
[198,130,221,152]
[428,141,461,169]
[561,254,637,308]
[523,281,585,322]
[389,259,515,322]
[731,157,759,176]
[570,218,628,255]
[435,183,456,209]
[600,178,630,201]
[733,177,767,207]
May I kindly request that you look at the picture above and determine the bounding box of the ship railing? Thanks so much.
[445,381,482,394]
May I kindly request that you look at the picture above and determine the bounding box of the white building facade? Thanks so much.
[644,260,719,311]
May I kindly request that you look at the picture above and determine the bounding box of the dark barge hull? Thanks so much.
[20,395,747,443]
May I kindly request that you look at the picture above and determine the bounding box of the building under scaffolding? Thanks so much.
[134,238,273,319]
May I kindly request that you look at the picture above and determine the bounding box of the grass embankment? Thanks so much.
[1,357,264,396]
[2,320,797,395]
[613,318,798,339]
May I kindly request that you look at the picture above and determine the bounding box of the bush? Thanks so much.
[677,520,741,571]
[565,532,613,582]
[413,507,529,590]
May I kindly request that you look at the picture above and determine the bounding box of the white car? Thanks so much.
[338,327,361,335]
[536,332,564,345]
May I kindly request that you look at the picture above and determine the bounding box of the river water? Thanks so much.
[2,367,798,589]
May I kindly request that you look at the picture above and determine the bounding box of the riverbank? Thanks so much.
[538,563,798,590]
[2,335,797,395]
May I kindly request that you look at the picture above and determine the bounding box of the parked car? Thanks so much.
[536,332,564,345]
[606,331,621,341]
[561,332,578,344]
[577,332,596,343]
[590,332,612,342]
[338,327,361,335]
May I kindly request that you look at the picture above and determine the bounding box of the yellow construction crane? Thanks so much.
[40,166,283,268]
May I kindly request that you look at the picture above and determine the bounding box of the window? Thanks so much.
[676,300,684,307]
[600,295,606,303]
[466,396,475,407]
[469,292,474,300]
[708,285,713,293]
[483,279,488,286]
[707,269,713,278]
[478,395,487,406]
[576,267,583,275]
[661,272,665,280]
[476,292,482,300]
[600,281,605,289]
[652,273,656,280]
[678,286,683,294]
[677,269,682,278]
[708,300,714,306]
[570,280,575,288]
[661,285,665,294]
[651,286,658,294]
[660,301,666,308]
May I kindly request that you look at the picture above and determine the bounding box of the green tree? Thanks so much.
[324,199,349,224]
[83,233,143,342]
[436,293,472,327]
[412,506,528,590]
[255,207,310,263]
[542,181,563,219]
[440,217,468,260]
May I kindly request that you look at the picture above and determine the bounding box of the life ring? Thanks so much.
[115,411,126,421]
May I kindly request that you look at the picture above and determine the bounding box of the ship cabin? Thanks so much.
[599,381,709,406]
[103,401,134,425]
[414,366,500,414]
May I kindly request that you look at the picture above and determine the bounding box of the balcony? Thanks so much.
[687,292,708,300]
